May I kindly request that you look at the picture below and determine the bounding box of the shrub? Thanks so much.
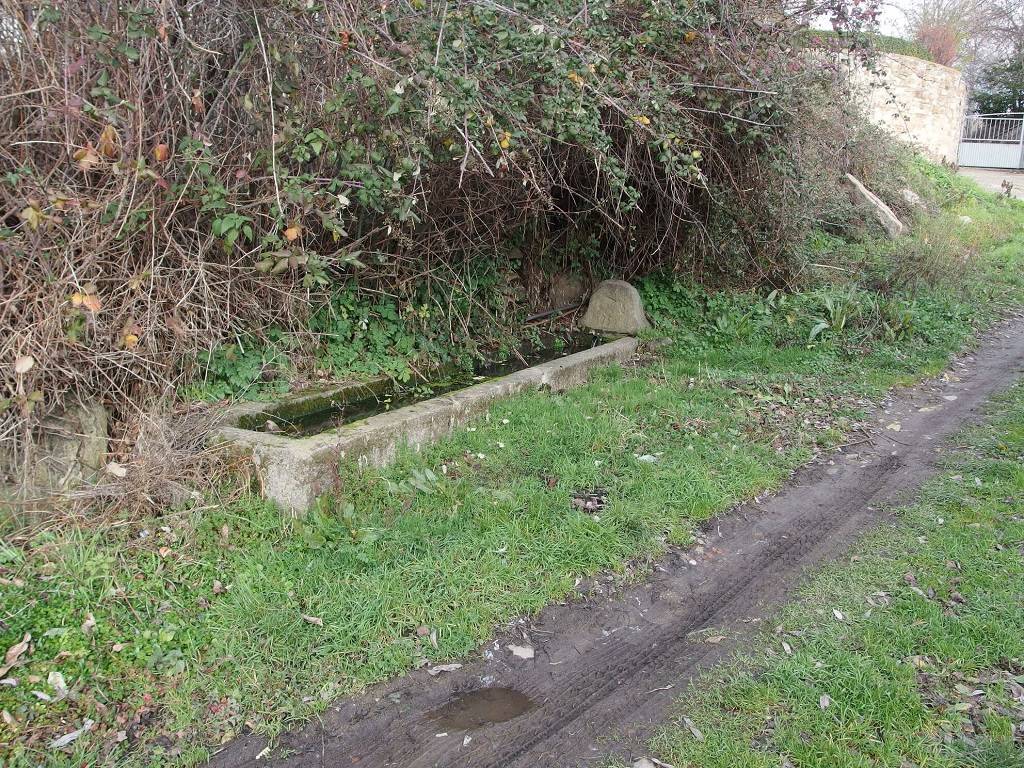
[0,0,882,488]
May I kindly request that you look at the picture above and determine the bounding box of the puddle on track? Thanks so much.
[426,687,535,731]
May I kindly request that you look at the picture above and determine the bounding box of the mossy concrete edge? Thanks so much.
[213,337,639,515]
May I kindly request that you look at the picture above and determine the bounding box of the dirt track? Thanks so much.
[209,316,1024,768]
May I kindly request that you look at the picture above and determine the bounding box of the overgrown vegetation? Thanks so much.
[2,0,887,491]
[2,166,1023,764]
[802,29,937,63]
[975,56,1024,113]
[632,381,1024,768]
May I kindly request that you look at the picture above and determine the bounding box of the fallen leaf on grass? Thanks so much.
[301,614,323,627]
[682,716,705,742]
[832,609,845,621]
[0,633,31,677]
[4,634,30,667]
[427,663,462,676]
[819,694,832,709]
[705,635,727,645]
[49,719,94,750]
[507,644,535,660]
[781,641,793,655]
[81,614,96,635]
[47,671,68,701]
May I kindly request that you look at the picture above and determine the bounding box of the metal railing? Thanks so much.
[962,113,1024,143]
[959,113,1024,169]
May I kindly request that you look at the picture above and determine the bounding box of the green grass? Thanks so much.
[630,382,1024,768]
[1,173,1023,766]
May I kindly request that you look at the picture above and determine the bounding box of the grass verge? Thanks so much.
[631,381,1024,768]
[1,169,1023,766]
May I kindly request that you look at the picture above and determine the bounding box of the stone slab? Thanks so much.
[845,173,906,239]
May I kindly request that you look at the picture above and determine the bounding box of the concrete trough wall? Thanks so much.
[215,337,639,514]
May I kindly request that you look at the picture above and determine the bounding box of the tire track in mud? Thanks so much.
[210,316,1024,768]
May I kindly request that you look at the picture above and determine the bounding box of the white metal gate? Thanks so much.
[959,113,1024,169]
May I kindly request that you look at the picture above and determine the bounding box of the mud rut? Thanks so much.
[210,316,1024,768]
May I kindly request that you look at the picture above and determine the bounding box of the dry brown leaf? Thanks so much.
[0,638,30,679]
[704,635,726,645]
[73,143,101,172]
[105,462,128,478]
[81,294,102,313]
[97,124,119,159]
[81,613,96,635]
[284,225,301,242]
[4,634,30,667]
[152,143,170,163]
[301,614,323,626]
[19,206,42,231]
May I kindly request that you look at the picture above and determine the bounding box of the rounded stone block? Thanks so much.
[581,280,651,335]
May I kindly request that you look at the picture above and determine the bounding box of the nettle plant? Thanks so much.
[1,0,877,464]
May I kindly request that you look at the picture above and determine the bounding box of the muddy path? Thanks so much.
[210,316,1024,768]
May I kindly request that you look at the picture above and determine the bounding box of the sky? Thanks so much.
[877,0,913,36]
[812,0,915,37]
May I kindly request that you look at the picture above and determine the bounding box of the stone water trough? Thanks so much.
[214,336,639,514]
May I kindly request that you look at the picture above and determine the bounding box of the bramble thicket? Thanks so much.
[3,0,894,489]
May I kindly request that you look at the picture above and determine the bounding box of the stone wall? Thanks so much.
[848,53,967,164]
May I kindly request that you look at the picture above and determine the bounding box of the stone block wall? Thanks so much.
[848,53,967,164]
